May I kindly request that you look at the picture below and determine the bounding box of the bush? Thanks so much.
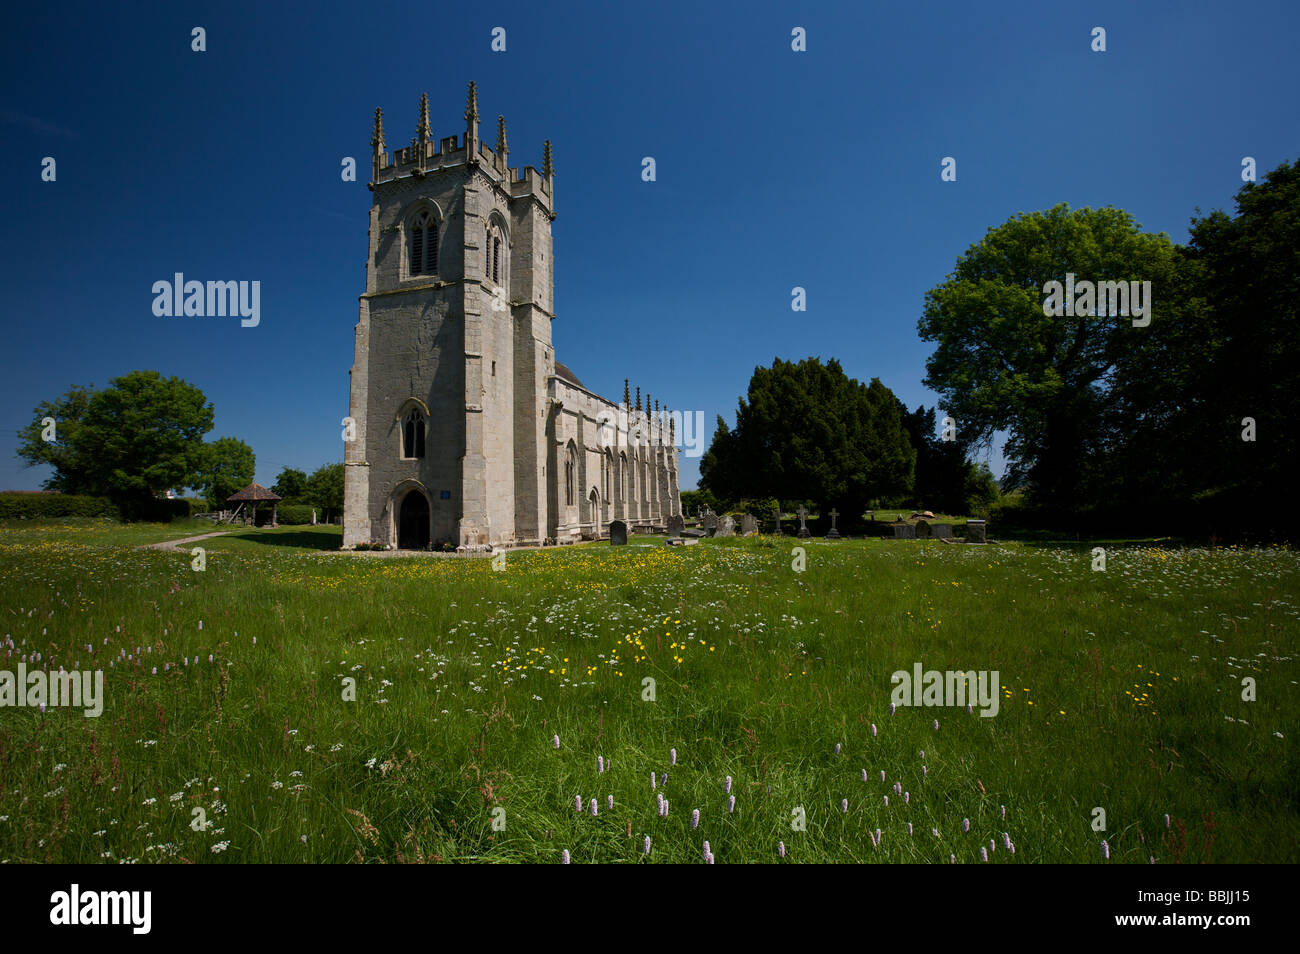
[276,504,317,525]
[0,493,118,519]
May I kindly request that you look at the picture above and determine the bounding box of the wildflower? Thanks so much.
[904,791,910,804]
[778,841,786,858]
[841,799,848,813]
[962,818,970,832]
[919,750,925,759]
[1101,840,1110,860]
[590,798,598,816]
[597,755,604,773]
[553,734,560,749]
[980,847,988,862]
[989,839,996,854]
[300,835,308,844]
[950,854,956,864]
[880,770,886,782]
[724,776,732,794]
[691,809,700,829]
[933,719,939,731]
[1003,832,1012,850]
[575,795,582,812]
[728,795,736,814]
[894,782,901,795]
[883,795,889,807]
[651,771,656,790]
[861,769,868,782]
[908,822,914,836]
[561,849,570,864]
[1001,805,1006,820]
[211,841,231,853]
[670,748,677,765]
[871,723,877,737]
[889,703,896,716]
[643,837,651,855]
[932,828,939,838]
[1164,814,1170,829]
[834,743,841,755]
[922,765,927,777]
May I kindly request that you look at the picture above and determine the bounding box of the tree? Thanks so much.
[200,438,256,511]
[18,371,213,508]
[305,463,345,521]
[700,357,914,523]
[272,467,308,502]
[918,204,1179,507]
[16,384,97,494]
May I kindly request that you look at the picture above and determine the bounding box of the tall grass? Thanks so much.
[0,523,1295,863]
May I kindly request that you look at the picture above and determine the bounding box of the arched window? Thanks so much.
[564,444,576,507]
[409,210,438,276]
[402,408,425,459]
[485,216,508,288]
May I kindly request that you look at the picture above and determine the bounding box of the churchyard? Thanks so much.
[0,518,1296,863]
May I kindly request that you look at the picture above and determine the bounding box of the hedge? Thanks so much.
[276,504,318,525]
[0,493,119,519]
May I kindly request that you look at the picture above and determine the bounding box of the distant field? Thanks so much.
[0,521,1295,863]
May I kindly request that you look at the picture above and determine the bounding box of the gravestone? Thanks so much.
[965,519,986,544]
[716,515,736,537]
[796,505,811,539]
[766,515,782,534]
[702,510,719,535]
[932,523,953,539]
[825,508,842,539]
[609,520,628,546]
[915,519,932,539]
[892,524,916,539]
[740,514,758,536]
[667,514,685,537]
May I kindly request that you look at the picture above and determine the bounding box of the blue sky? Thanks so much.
[2,0,1297,492]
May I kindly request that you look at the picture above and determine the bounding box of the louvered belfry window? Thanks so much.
[492,236,501,284]
[409,212,437,276]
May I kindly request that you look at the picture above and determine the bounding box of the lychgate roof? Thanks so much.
[226,482,281,502]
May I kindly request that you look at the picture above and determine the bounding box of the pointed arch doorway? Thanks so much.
[397,488,431,549]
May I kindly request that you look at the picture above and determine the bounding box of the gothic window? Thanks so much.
[565,443,576,507]
[408,211,438,276]
[493,236,501,283]
[402,408,425,459]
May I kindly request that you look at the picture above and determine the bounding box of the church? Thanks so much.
[342,84,682,550]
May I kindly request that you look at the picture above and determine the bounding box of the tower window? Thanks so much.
[409,211,438,276]
[402,408,426,459]
[493,236,501,283]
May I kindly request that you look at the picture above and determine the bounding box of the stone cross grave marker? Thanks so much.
[796,505,811,538]
[825,508,841,539]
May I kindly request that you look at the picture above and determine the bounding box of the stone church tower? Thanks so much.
[343,84,681,550]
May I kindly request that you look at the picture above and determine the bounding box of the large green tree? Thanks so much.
[200,437,256,510]
[305,463,345,521]
[700,357,914,522]
[18,371,213,506]
[15,384,97,494]
[918,204,1179,506]
[272,466,309,502]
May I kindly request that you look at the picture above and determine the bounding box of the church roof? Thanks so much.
[554,361,584,389]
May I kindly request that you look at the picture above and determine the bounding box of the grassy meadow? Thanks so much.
[0,518,1296,863]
